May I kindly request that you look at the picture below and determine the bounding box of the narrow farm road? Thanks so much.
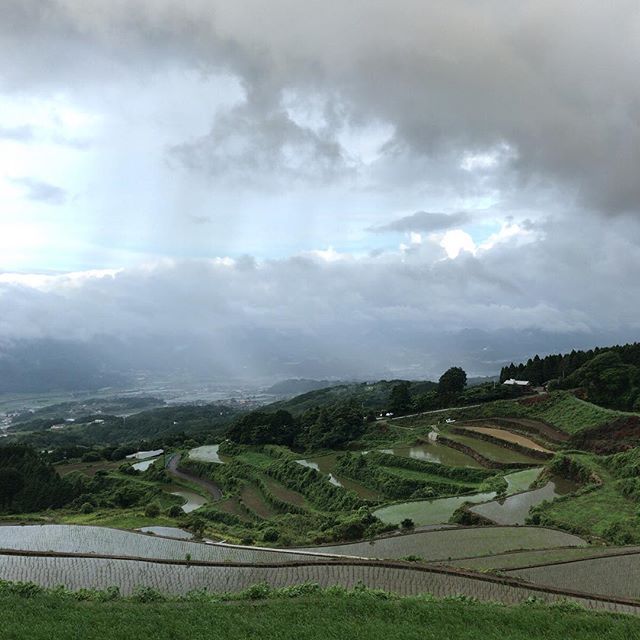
[166,453,223,500]
[387,404,482,422]
[388,392,547,423]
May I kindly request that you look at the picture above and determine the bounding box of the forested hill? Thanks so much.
[500,342,640,411]
[265,380,438,415]
[0,446,76,512]
[500,342,640,386]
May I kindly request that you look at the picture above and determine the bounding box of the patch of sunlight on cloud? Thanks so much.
[310,246,346,262]
[439,229,476,258]
[460,143,515,172]
[479,222,536,251]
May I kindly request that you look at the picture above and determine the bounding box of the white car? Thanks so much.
[445,418,456,423]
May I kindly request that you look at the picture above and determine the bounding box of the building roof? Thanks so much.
[503,378,530,386]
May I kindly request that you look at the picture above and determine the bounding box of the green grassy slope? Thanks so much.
[1,591,638,640]
[457,392,633,435]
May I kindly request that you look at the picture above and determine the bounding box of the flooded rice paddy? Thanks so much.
[377,442,481,468]
[470,477,578,525]
[188,444,226,464]
[132,458,159,471]
[169,488,207,513]
[374,492,498,526]
[126,449,164,460]
[373,468,559,527]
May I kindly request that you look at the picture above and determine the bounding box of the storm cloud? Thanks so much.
[0,1,638,381]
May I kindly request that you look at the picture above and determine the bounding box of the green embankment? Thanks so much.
[458,392,631,435]
[1,589,639,640]
[529,454,640,543]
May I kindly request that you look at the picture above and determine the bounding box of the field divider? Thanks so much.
[499,549,640,572]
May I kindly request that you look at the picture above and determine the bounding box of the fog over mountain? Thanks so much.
[1,2,639,389]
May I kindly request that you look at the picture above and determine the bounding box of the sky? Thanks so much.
[0,1,639,383]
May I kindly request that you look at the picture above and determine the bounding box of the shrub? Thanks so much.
[131,586,164,603]
[80,502,94,514]
[400,518,415,531]
[262,527,280,543]
[167,504,183,518]
[144,502,161,518]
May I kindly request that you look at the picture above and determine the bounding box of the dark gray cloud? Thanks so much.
[371,211,471,233]
[0,1,638,382]
[11,177,68,205]
[170,100,350,186]
[1,1,638,214]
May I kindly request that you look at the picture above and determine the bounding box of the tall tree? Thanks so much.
[389,382,412,414]
[0,468,24,509]
[438,367,467,396]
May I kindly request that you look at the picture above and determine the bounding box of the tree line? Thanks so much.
[499,342,640,386]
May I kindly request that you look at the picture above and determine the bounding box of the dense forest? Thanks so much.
[226,402,366,450]
[500,342,640,410]
[0,446,77,513]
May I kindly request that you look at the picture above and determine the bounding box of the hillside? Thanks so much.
[6,403,242,449]
[265,380,436,414]
[500,342,640,411]
[456,391,634,436]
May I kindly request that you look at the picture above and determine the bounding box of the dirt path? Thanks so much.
[166,453,223,500]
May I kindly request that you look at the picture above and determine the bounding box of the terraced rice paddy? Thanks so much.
[261,477,308,508]
[126,449,164,460]
[372,468,544,527]
[378,443,482,468]
[442,431,543,464]
[469,477,578,525]
[373,492,498,526]
[295,454,381,499]
[1,554,635,610]
[459,425,552,453]
[169,488,207,513]
[504,467,543,492]
[7,524,634,611]
[0,526,327,563]
[301,527,586,561]
[506,553,640,600]
[55,460,121,477]
[448,546,640,571]
[215,497,250,521]
[187,445,225,464]
[490,418,570,443]
[240,484,277,519]
[132,457,159,471]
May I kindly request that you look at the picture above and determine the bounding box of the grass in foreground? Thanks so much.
[0,584,638,640]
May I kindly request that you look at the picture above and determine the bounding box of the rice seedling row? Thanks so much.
[1,553,639,615]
